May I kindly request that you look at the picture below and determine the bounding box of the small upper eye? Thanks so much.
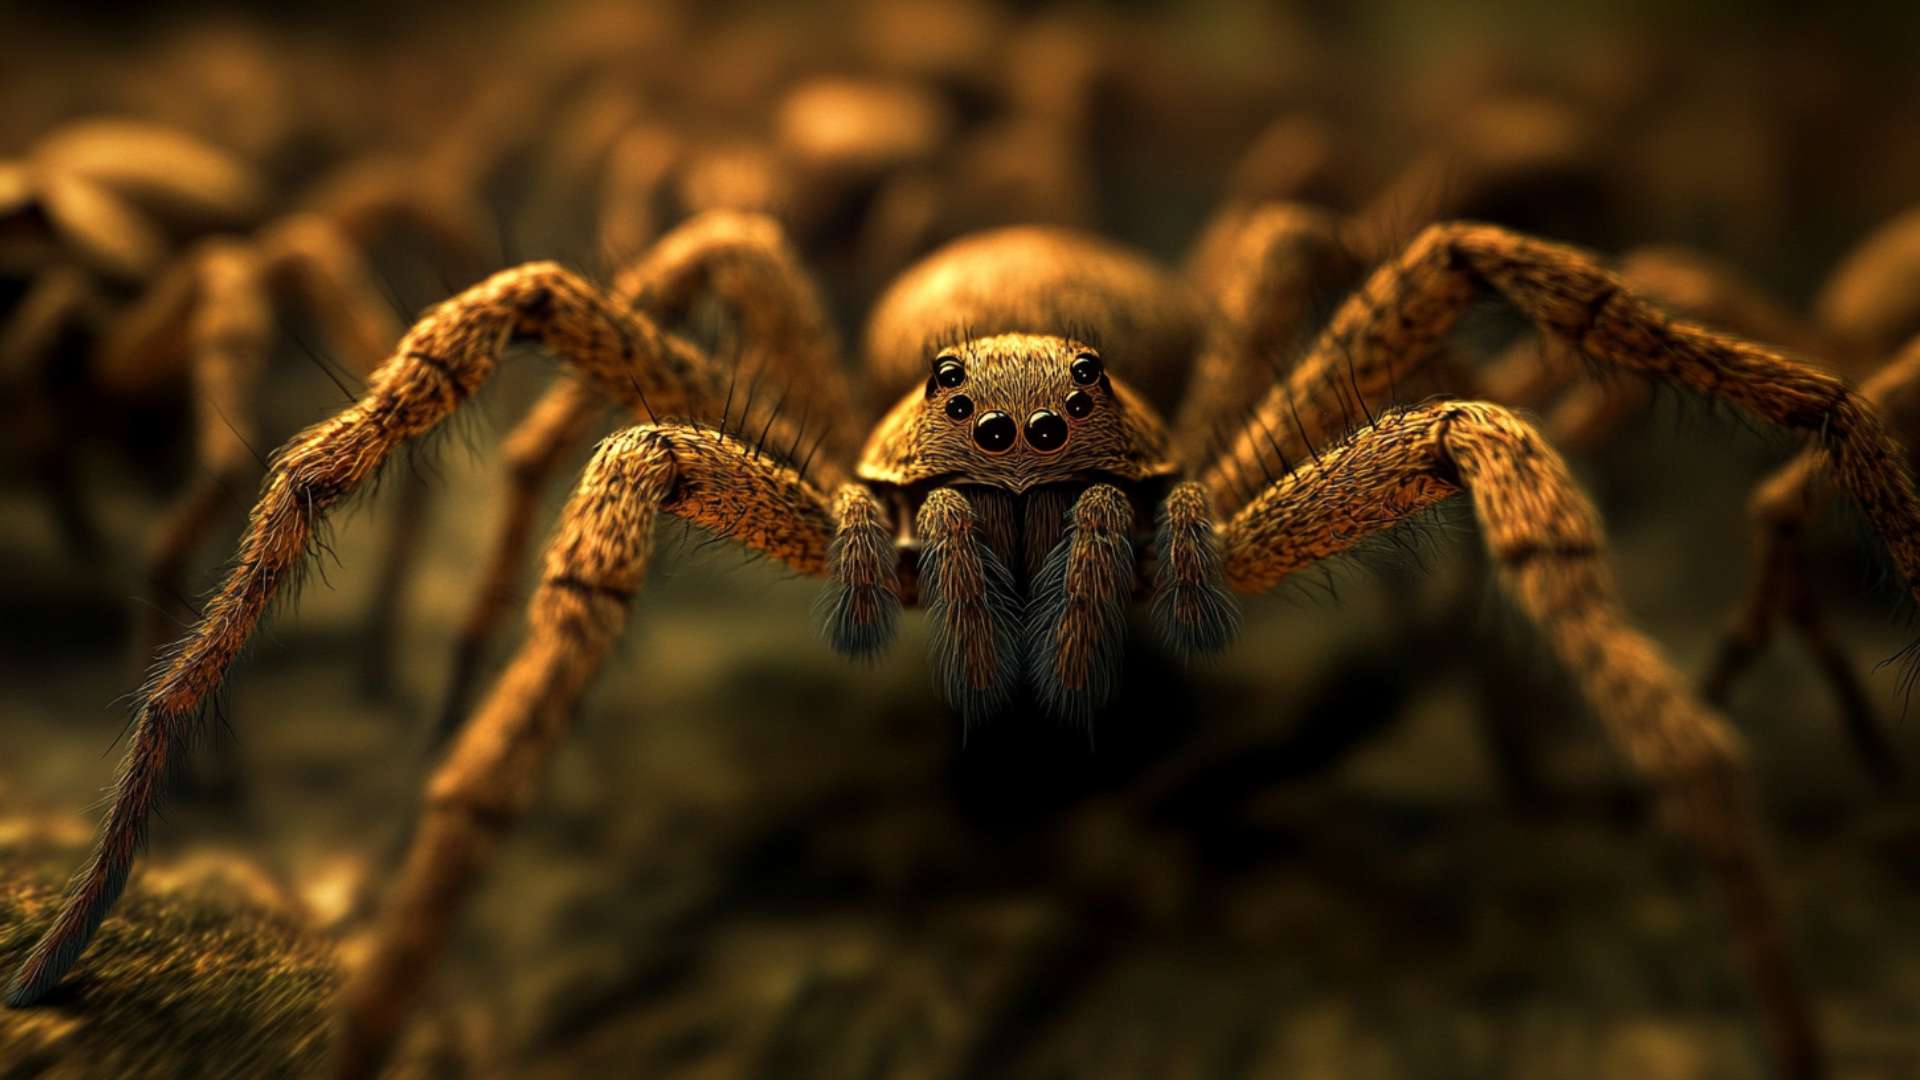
[1070,353,1102,385]
[1064,389,1095,419]
[945,393,974,421]
[935,358,967,388]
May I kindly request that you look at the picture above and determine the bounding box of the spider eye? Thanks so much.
[1064,389,1095,419]
[973,411,1016,453]
[934,358,967,388]
[1070,353,1102,385]
[1025,410,1068,452]
[945,393,974,421]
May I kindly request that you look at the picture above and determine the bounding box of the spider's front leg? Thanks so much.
[4,261,725,1010]
[914,487,1022,722]
[1027,483,1137,723]
[1217,400,1818,1078]
[338,424,833,1075]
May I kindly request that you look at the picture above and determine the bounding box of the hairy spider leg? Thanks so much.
[4,260,745,1009]
[1218,400,1818,1079]
[337,424,833,1075]
[439,211,858,736]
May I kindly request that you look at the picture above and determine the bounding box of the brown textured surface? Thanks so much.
[0,818,338,1077]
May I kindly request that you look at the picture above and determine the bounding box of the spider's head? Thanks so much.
[856,333,1175,493]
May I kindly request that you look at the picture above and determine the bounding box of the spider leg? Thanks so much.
[595,122,683,272]
[1483,244,1836,452]
[1026,483,1136,723]
[1704,338,1920,786]
[305,156,495,287]
[138,214,410,674]
[357,466,432,701]
[435,377,606,744]
[917,488,1022,723]
[1173,202,1358,468]
[140,240,271,669]
[1816,204,1920,357]
[4,261,727,1008]
[1149,480,1238,657]
[336,423,833,1075]
[256,212,406,373]
[1219,400,1819,1079]
[820,482,903,658]
[612,209,860,459]
[438,211,855,732]
[1201,222,1920,628]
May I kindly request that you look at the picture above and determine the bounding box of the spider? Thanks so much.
[429,101,1637,741]
[9,206,1920,1080]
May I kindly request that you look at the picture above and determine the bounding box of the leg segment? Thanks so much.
[1816,204,1920,357]
[1174,202,1357,467]
[4,262,728,1008]
[1150,480,1238,657]
[256,212,405,375]
[1219,401,1818,1078]
[434,378,605,743]
[438,211,854,730]
[610,209,859,470]
[357,466,432,700]
[140,241,272,669]
[336,424,834,1074]
[819,483,903,659]
[1704,338,1920,785]
[1481,244,1836,452]
[1026,483,1136,723]
[1202,222,1920,628]
[917,488,1022,722]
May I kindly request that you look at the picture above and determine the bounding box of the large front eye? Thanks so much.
[973,411,1016,453]
[935,358,966,388]
[1025,410,1068,452]
[1070,353,1102,385]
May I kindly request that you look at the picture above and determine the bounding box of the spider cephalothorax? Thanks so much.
[13,207,1920,1079]
[860,335,1175,492]
[844,332,1191,722]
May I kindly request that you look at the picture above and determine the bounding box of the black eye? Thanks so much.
[1025,410,1068,452]
[1064,390,1094,419]
[1070,353,1102,385]
[935,358,966,388]
[945,393,974,421]
[973,411,1016,453]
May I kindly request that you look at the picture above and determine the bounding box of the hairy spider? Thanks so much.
[9,207,1920,1080]
[431,107,1643,740]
